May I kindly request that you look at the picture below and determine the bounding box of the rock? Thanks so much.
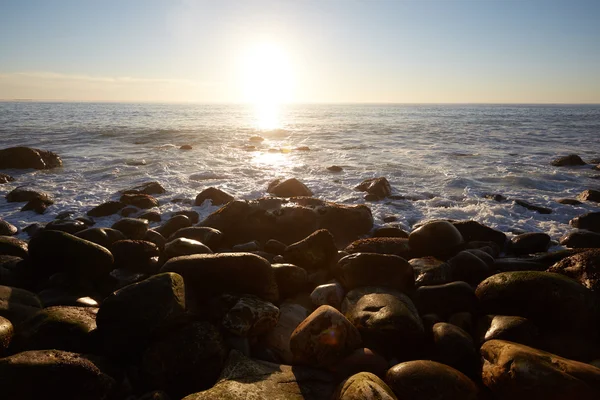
[0,285,42,326]
[249,136,264,142]
[120,193,159,209]
[138,210,162,222]
[111,217,149,239]
[0,350,117,400]
[342,286,423,359]
[144,229,167,252]
[75,227,127,248]
[0,236,28,258]
[481,340,600,400]
[0,146,62,169]
[222,296,279,337]
[333,372,397,400]
[156,215,192,239]
[290,305,361,367]
[452,220,507,247]
[272,263,308,299]
[259,302,309,364]
[548,249,600,291]
[169,226,223,250]
[385,360,479,400]
[409,220,464,258]
[295,146,310,151]
[96,272,186,356]
[355,177,392,199]
[414,281,479,319]
[0,172,15,183]
[571,212,600,233]
[161,253,279,305]
[372,226,408,238]
[311,282,345,310]
[284,229,337,272]
[409,257,452,287]
[476,315,538,346]
[344,237,411,258]
[195,187,234,206]
[45,219,87,234]
[558,198,583,205]
[328,165,343,172]
[515,199,552,214]
[484,193,508,202]
[265,239,287,255]
[182,349,335,400]
[140,321,228,398]
[431,322,478,378]
[448,250,492,286]
[268,178,313,197]
[171,210,200,224]
[87,200,126,217]
[0,220,18,236]
[138,391,171,400]
[6,187,53,203]
[10,306,97,353]
[560,230,600,248]
[165,237,213,259]
[111,240,161,274]
[332,348,389,381]
[336,253,414,293]
[493,257,547,272]
[476,271,597,332]
[21,197,52,214]
[122,181,166,195]
[578,189,600,203]
[0,315,13,353]
[29,230,113,279]
[232,240,260,252]
[120,205,138,217]
[551,154,587,166]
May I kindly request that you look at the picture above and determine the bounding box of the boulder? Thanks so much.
[0,315,13,353]
[0,220,18,236]
[122,181,165,195]
[169,226,223,250]
[409,257,452,287]
[272,263,308,300]
[0,350,117,400]
[0,236,28,258]
[268,178,313,197]
[431,322,478,378]
[333,372,397,400]
[452,220,507,247]
[447,250,493,286]
[558,198,583,205]
[195,187,234,206]
[284,229,337,272]
[45,219,87,234]
[551,154,587,166]
[156,215,192,239]
[0,285,42,326]
[232,240,260,252]
[120,193,159,209]
[144,229,167,251]
[259,302,309,364]
[578,189,600,202]
[414,281,479,319]
[21,197,52,214]
[111,218,149,240]
[222,296,279,337]
[476,315,538,346]
[87,201,126,217]
[311,282,345,310]
[409,220,464,258]
[344,237,411,259]
[332,348,389,382]
[385,360,479,400]
[481,340,600,400]
[6,187,53,203]
[371,226,408,239]
[571,212,600,233]
[560,230,600,248]
[165,237,213,259]
[328,165,343,172]
[0,172,14,183]
[171,210,200,224]
[75,227,127,248]
[342,287,423,359]
[138,210,162,222]
[515,199,552,214]
[111,240,160,274]
[355,177,392,199]
[0,146,62,169]
[510,232,551,255]
[548,249,600,291]
[336,253,414,293]
[493,257,547,272]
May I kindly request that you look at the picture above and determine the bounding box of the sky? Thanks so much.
[0,0,599,103]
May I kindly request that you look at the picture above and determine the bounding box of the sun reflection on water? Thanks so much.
[254,101,281,130]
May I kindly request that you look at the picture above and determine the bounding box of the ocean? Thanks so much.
[0,102,599,242]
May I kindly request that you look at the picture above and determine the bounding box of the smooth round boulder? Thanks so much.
[311,282,345,310]
[548,249,600,291]
[333,348,389,381]
[156,215,192,238]
[409,220,464,258]
[333,372,398,400]
[75,227,127,248]
[511,232,551,255]
[0,146,62,169]
[0,315,13,353]
[169,226,223,250]
[0,220,18,236]
[6,187,53,203]
[372,226,408,238]
[560,230,600,248]
[194,187,234,206]
[476,315,538,346]
[0,285,42,326]
[165,237,213,259]
[87,200,126,217]
[448,250,493,286]
[344,237,411,259]
[432,322,478,378]
[111,217,149,240]
[415,281,479,319]
[336,252,414,293]
[284,229,338,272]
[272,263,308,300]
[0,236,28,258]
[119,193,159,209]
[355,177,392,199]
[452,220,507,248]
[409,257,452,287]
[268,178,313,197]
[111,239,160,274]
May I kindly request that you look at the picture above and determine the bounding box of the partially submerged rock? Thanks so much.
[268,178,313,197]
[0,146,62,169]
[551,154,587,166]
[548,249,600,291]
[195,187,234,206]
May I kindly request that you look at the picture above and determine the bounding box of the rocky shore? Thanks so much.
[1,147,600,399]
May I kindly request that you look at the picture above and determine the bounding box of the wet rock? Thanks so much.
[333,348,389,381]
[0,236,28,258]
[431,322,478,378]
[182,349,335,400]
[409,220,464,258]
[344,237,411,258]
[171,210,200,224]
[265,239,287,255]
[409,257,452,287]
[161,253,279,305]
[138,210,162,222]
[222,296,279,337]
[44,219,86,234]
[515,199,552,214]
[476,271,597,332]
[484,193,508,202]
[481,340,600,400]
[0,220,18,236]
[111,239,161,274]
[37,290,99,309]
[493,257,546,272]
[156,215,192,239]
[232,240,260,252]
[0,350,117,400]
[75,227,127,248]
[548,249,600,291]
[476,315,538,346]
[571,212,600,233]
[249,135,264,142]
[144,229,167,252]
[0,172,14,183]
[448,250,493,286]
[140,321,228,399]
[180,144,192,150]
[578,189,600,203]
[385,360,479,400]
[284,229,337,272]
[333,372,397,400]
[372,226,409,238]
[342,286,423,359]
[87,200,126,217]
[272,263,308,299]
[0,285,42,326]
[452,220,507,247]
[259,302,309,364]
[355,177,392,199]
[311,282,345,310]
[560,230,600,248]
[551,154,587,166]
[195,187,234,206]
[447,312,473,336]
[111,218,149,240]
[122,181,166,195]
[6,187,53,203]
[120,193,159,209]
[0,146,62,169]
[165,237,213,259]
[0,315,13,353]
[336,253,414,293]
[268,178,313,197]
[328,165,343,172]
[414,281,478,319]
[169,226,223,250]
[290,305,361,367]
[21,197,52,214]
[558,198,583,205]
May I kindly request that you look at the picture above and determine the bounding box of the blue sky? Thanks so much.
[1,0,599,103]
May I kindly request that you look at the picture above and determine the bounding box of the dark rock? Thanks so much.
[0,220,18,236]
[0,350,117,400]
[295,146,310,151]
[75,227,127,248]
[344,237,411,258]
[144,229,167,252]
[259,302,309,364]
[448,250,493,286]
[310,282,345,310]
[452,220,507,247]
[119,206,139,217]
[232,240,260,252]
[560,230,600,248]
[156,215,192,238]
[165,238,213,259]
[355,177,392,199]
[332,348,389,382]
[515,199,552,214]
[571,212,600,233]
[558,198,583,205]
[111,240,161,274]
[120,193,159,209]
[111,217,149,240]
[484,193,508,202]
[578,189,600,203]
[87,201,126,217]
[409,257,452,287]
[140,321,227,399]
[0,315,13,353]
[172,210,200,224]
[195,187,234,206]
[475,271,597,332]
[161,253,279,305]
[0,146,62,169]
[290,305,361,367]
[476,315,538,346]
[29,230,113,279]
[415,281,479,319]
[222,296,279,337]
[385,360,479,400]
[6,187,53,203]
[265,239,287,255]
[431,322,478,378]
[463,248,495,267]
[169,226,223,250]
[138,210,162,222]
[447,312,473,336]
[336,253,414,293]
[180,144,193,150]
[37,290,99,309]
[272,263,308,300]
[138,391,171,400]
[268,178,313,197]
[21,197,52,214]
[122,181,166,195]
[534,331,600,362]
[333,372,397,400]
[0,236,28,258]
[551,154,587,166]
[284,229,337,272]
[45,219,87,234]
[0,172,14,184]
[0,285,42,326]
[409,220,464,258]
[493,257,547,272]
[328,165,343,172]
[372,226,408,238]
[249,136,264,142]
[481,340,600,400]
[548,249,600,291]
